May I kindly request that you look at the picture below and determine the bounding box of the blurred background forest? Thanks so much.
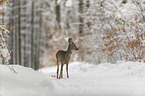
[1,0,145,70]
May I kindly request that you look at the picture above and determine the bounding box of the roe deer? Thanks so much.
[56,38,78,79]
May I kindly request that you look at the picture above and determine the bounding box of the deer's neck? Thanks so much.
[66,45,72,56]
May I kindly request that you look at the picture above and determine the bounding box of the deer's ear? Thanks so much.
[68,38,72,43]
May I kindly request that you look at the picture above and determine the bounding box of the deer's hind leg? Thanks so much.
[59,62,63,79]
[66,63,69,78]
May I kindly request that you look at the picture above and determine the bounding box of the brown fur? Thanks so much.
[56,38,78,79]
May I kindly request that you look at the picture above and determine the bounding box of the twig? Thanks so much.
[6,65,17,74]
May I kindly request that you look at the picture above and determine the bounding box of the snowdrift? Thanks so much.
[0,65,54,96]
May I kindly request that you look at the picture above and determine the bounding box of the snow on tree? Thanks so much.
[0,0,11,64]
[41,0,145,65]
[80,0,110,64]
[3,0,145,67]
[81,0,145,64]
[0,25,11,64]
[101,0,145,63]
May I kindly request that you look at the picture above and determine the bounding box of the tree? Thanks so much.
[80,0,145,64]
[6,0,46,70]
[0,0,11,64]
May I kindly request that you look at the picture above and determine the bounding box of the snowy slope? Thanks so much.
[1,61,145,96]
[0,65,54,96]
[41,61,145,96]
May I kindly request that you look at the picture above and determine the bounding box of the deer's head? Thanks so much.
[68,38,78,51]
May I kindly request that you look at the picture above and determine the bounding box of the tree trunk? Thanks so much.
[55,0,61,30]
[18,0,21,65]
[79,0,84,61]
[31,0,34,69]
[9,0,14,64]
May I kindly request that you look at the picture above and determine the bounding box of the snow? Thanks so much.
[1,61,145,96]
[57,0,61,5]
[0,65,54,96]
[40,61,145,96]
[1,49,9,58]
[65,0,73,7]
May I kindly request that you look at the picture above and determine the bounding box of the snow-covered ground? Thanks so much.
[0,65,54,96]
[1,61,145,96]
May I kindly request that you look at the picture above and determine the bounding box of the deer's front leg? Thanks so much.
[59,63,63,79]
[56,60,59,79]
[66,63,69,78]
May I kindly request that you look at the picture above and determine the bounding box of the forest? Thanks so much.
[0,0,145,69]
[1,0,145,96]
